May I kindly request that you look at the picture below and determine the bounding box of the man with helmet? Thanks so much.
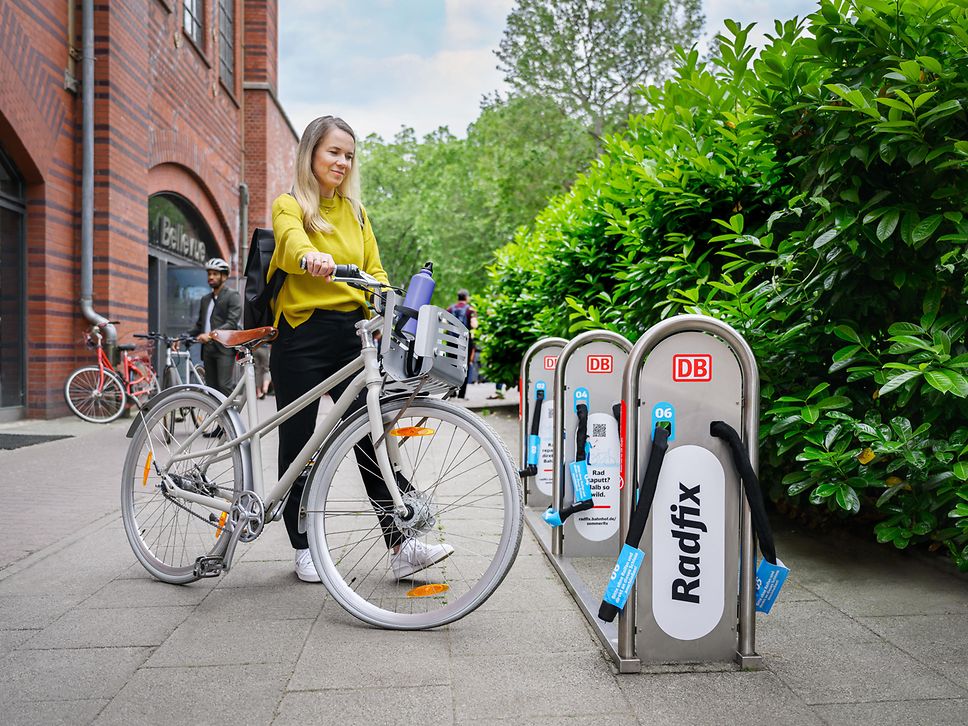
[189,258,242,397]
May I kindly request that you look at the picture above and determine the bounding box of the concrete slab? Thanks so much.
[79,576,215,609]
[274,685,454,726]
[857,613,968,665]
[814,698,968,726]
[449,608,598,656]
[616,670,822,726]
[768,639,964,704]
[193,584,326,621]
[18,605,192,649]
[93,663,291,726]
[0,646,151,702]
[0,594,84,630]
[288,614,451,691]
[144,616,312,668]
[1,698,109,726]
[450,651,628,721]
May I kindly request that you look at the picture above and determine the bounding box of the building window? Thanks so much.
[218,0,235,88]
[184,0,204,48]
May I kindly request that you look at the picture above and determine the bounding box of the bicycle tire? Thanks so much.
[121,388,244,584]
[305,397,523,629]
[64,365,127,423]
[161,366,202,432]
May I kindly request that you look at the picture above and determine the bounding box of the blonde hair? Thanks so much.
[292,116,363,234]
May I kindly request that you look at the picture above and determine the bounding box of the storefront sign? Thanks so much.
[148,193,216,265]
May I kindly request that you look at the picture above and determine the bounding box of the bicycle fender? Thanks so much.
[125,383,254,495]
[296,391,422,535]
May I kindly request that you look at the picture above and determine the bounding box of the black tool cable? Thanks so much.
[709,421,777,564]
[553,402,594,522]
[518,386,545,478]
[598,425,670,622]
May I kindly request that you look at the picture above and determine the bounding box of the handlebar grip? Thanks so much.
[334,264,360,278]
[133,334,150,339]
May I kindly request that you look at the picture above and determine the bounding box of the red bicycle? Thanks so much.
[64,322,160,423]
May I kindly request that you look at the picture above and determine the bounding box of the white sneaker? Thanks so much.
[390,539,454,580]
[294,548,320,583]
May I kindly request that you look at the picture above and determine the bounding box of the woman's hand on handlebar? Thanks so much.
[301,251,335,280]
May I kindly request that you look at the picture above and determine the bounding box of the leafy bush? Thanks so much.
[481,0,968,567]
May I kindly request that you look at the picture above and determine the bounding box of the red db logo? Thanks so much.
[587,355,613,374]
[543,355,558,371]
[673,354,712,381]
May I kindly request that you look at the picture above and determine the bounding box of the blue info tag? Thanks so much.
[569,460,592,502]
[603,544,645,609]
[527,434,540,466]
[755,558,789,614]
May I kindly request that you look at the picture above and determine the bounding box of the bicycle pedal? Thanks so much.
[194,555,225,578]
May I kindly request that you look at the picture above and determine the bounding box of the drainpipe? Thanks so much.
[237,182,249,292]
[79,0,116,346]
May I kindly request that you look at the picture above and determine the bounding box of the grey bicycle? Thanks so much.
[120,266,523,629]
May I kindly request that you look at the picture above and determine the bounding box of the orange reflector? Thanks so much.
[390,426,435,437]
[406,583,449,598]
[142,451,153,487]
[215,511,228,538]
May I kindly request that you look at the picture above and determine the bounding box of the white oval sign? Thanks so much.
[574,412,620,541]
[651,445,725,640]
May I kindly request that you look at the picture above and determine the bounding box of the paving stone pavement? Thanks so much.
[0,396,966,725]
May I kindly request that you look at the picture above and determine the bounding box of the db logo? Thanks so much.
[673,354,712,381]
[543,355,558,371]
[587,355,613,374]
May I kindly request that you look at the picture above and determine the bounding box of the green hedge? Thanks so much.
[479,0,968,567]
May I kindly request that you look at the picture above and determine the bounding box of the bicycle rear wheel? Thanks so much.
[128,358,160,405]
[121,389,244,584]
[64,365,126,423]
[305,397,523,629]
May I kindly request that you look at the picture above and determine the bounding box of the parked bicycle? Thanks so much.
[135,332,206,389]
[64,322,160,423]
[121,266,523,629]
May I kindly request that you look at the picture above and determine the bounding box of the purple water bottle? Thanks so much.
[401,262,435,336]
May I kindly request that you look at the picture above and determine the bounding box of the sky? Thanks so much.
[278,0,818,142]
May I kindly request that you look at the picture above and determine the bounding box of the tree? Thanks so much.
[495,0,704,142]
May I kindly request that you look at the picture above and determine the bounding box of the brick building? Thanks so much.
[0,0,298,420]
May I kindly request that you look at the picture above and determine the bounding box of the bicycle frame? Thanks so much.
[153,312,407,520]
[93,333,153,397]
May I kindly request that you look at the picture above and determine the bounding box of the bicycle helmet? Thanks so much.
[205,258,230,273]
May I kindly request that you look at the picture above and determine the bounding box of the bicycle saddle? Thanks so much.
[209,326,278,350]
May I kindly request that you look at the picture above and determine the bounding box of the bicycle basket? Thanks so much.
[382,305,468,391]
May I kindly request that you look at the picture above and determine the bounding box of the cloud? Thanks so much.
[278,0,512,141]
[702,0,817,49]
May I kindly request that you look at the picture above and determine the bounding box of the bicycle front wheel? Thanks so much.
[305,398,523,629]
[64,365,126,423]
[121,389,244,584]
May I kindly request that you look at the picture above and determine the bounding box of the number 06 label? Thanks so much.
[651,401,676,441]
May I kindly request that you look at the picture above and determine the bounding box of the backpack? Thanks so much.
[449,302,475,332]
[243,227,286,329]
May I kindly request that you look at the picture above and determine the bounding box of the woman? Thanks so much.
[269,116,452,582]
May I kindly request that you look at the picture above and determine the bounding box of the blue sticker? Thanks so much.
[569,459,592,503]
[574,387,589,412]
[527,434,540,466]
[651,401,676,441]
[755,558,789,614]
[603,544,645,609]
[535,380,547,396]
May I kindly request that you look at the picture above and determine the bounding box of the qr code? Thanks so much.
[592,423,607,438]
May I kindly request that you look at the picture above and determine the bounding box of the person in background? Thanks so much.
[189,257,241,397]
[447,289,477,399]
[269,115,453,583]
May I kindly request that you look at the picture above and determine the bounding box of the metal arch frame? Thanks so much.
[618,314,762,670]
[518,337,568,505]
[552,330,633,557]
[518,330,637,673]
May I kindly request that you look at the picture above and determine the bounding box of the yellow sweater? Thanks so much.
[269,193,389,328]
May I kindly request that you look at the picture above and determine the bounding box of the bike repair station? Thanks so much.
[518,314,786,673]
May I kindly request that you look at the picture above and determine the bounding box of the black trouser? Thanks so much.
[270,309,405,551]
[202,344,235,396]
